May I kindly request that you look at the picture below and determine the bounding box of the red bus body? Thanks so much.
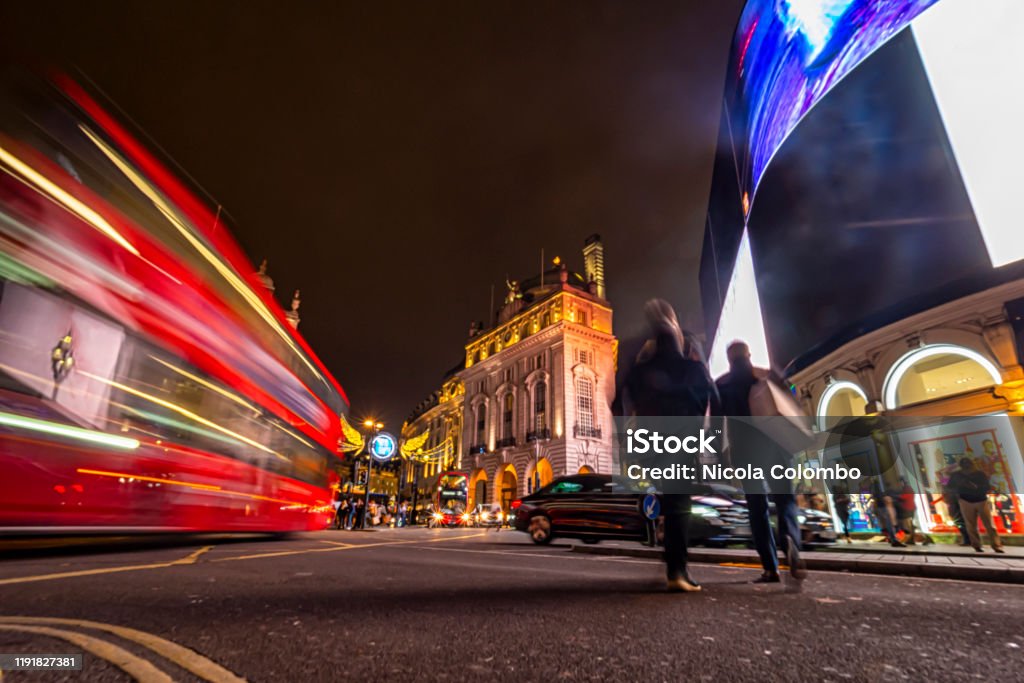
[0,71,348,533]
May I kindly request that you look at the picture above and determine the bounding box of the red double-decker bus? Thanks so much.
[0,70,349,533]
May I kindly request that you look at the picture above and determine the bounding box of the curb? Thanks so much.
[570,544,1024,584]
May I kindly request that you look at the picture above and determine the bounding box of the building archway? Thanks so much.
[817,381,868,430]
[468,468,488,508]
[499,464,518,512]
[883,344,1002,409]
[527,457,554,493]
[578,465,595,474]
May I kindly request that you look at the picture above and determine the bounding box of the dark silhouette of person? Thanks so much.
[615,299,719,593]
[715,341,806,585]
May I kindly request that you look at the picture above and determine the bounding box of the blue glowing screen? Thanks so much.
[730,0,939,214]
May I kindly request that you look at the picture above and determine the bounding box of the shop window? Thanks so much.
[884,345,1002,409]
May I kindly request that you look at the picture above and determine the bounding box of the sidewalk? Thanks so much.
[571,540,1024,584]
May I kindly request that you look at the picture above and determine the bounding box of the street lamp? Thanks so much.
[360,419,383,529]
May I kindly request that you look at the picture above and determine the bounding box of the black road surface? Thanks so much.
[0,528,1021,682]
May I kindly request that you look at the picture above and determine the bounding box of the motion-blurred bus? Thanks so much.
[0,70,349,533]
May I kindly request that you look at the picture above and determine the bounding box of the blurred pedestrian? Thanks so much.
[335,497,349,530]
[715,341,806,585]
[354,498,365,529]
[897,478,917,545]
[614,299,719,593]
[490,501,503,532]
[343,496,355,529]
[948,457,1004,553]
[832,483,852,543]
[870,480,904,547]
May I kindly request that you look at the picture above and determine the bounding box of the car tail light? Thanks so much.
[510,499,522,510]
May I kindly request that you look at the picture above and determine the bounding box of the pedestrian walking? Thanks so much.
[354,498,365,529]
[948,457,1004,553]
[832,483,853,543]
[614,299,719,593]
[870,480,904,547]
[897,478,918,545]
[398,500,408,528]
[715,341,806,585]
[490,501,503,532]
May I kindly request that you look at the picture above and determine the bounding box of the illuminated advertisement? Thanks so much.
[703,0,1024,372]
[730,0,938,214]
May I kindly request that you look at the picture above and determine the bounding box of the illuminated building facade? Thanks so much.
[403,235,617,512]
[400,370,465,508]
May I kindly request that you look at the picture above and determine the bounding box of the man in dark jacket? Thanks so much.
[947,457,1004,553]
[715,341,806,585]
[615,299,719,592]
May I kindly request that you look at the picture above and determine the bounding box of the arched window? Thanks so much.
[816,381,867,431]
[575,376,596,438]
[883,344,1002,409]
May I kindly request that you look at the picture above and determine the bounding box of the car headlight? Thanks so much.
[798,514,807,524]
[461,513,471,521]
[692,504,720,518]
[433,512,444,520]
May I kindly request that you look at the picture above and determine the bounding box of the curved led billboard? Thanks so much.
[729,0,938,216]
[702,0,1024,377]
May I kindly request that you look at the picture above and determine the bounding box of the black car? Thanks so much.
[512,474,752,547]
[705,483,837,548]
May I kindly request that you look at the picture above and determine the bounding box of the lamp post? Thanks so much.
[408,448,423,526]
[360,419,384,530]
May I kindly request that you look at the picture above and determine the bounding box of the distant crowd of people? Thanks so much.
[828,461,1006,553]
[332,496,411,530]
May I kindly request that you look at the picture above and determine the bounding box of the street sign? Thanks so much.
[642,493,660,520]
[369,432,398,462]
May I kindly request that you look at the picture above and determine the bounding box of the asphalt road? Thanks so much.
[0,528,1022,682]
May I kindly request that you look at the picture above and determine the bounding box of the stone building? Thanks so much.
[402,235,617,512]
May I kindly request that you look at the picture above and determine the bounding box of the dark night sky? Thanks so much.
[2,1,742,429]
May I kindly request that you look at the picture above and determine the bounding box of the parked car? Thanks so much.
[469,505,505,528]
[512,474,752,546]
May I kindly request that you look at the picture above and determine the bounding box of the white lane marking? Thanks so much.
[0,616,246,683]
[0,623,172,682]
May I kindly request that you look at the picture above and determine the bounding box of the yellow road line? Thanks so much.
[0,546,211,587]
[212,532,489,563]
[0,561,179,587]
[173,546,213,565]
[0,623,172,682]
[0,617,245,683]
[0,534,490,584]
[319,540,354,548]
[718,561,790,570]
